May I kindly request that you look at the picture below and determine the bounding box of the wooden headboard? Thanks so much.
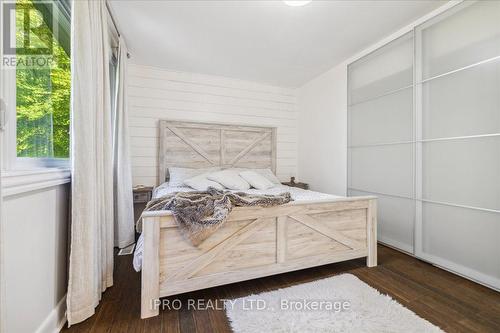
[158,120,277,184]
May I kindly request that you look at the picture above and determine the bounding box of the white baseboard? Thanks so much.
[35,295,67,333]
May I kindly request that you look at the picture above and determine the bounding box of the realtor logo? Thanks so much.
[2,0,55,68]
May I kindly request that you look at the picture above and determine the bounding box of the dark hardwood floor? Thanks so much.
[63,245,500,333]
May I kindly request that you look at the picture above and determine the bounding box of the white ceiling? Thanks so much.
[109,0,445,87]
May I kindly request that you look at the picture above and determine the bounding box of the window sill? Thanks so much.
[1,168,71,198]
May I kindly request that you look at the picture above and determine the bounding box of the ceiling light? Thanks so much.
[283,0,312,7]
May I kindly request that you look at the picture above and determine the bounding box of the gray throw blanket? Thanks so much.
[141,187,292,246]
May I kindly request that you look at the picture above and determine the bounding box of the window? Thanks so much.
[14,0,71,162]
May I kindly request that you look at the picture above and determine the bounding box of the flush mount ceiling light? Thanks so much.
[283,0,312,7]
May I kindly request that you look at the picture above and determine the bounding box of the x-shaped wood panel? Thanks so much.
[166,125,271,168]
[167,217,269,281]
[168,213,363,282]
[288,214,364,250]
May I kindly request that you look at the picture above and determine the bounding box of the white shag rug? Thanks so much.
[225,274,443,333]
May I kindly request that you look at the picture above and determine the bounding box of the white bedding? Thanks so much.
[133,184,341,271]
[153,183,339,201]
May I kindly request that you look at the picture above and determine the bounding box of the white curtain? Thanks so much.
[67,0,114,325]
[113,37,135,248]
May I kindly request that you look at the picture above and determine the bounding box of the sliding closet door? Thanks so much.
[347,33,415,253]
[348,0,500,289]
[415,1,500,289]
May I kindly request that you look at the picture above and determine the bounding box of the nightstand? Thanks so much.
[133,186,153,203]
[133,186,153,221]
[282,177,309,190]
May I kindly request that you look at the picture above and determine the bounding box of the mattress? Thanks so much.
[133,184,341,271]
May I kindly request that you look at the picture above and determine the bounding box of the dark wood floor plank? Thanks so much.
[109,254,143,333]
[456,318,500,333]
[178,293,197,333]
[403,298,450,332]
[160,305,181,333]
[383,257,500,315]
[142,315,162,333]
[354,269,414,305]
[63,245,500,333]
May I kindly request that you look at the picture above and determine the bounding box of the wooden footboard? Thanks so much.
[140,196,377,318]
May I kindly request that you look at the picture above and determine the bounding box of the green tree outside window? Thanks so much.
[16,0,70,158]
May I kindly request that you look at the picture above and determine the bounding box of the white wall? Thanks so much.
[2,183,69,333]
[297,64,348,195]
[127,64,299,186]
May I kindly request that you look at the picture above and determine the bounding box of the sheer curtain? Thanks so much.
[113,37,134,248]
[67,0,114,325]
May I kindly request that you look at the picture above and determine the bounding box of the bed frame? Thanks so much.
[140,120,377,318]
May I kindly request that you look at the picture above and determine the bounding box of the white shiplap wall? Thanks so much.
[128,64,298,186]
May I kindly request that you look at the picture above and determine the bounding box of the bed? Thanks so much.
[138,120,377,318]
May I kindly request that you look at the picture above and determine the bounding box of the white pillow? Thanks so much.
[253,168,281,185]
[230,168,281,185]
[239,170,274,190]
[168,167,219,187]
[207,170,250,190]
[184,173,224,191]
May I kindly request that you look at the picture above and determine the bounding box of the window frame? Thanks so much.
[1,0,71,171]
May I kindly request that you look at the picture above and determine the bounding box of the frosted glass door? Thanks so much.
[422,58,500,139]
[349,87,413,146]
[347,32,414,252]
[416,0,500,289]
[349,33,413,105]
[349,189,414,253]
[419,1,500,80]
[422,137,500,211]
[421,203,500,287]
[349,144,413,197]
[347,0,500,290]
